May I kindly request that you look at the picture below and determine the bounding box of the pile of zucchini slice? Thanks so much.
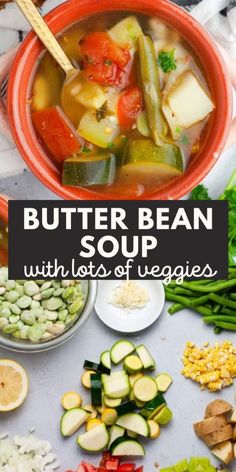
[60,340,173,456]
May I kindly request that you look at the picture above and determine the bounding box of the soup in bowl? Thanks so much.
[7,0,232,200]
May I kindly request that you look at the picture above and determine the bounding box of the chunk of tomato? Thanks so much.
[117,86,142,129]
[80,32,130,69]
[32,106,84,164]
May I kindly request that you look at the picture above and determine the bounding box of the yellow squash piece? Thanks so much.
[86,418,103,431]
[61,391,82,410]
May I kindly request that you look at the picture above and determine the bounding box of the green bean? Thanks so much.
[222,307,236,316]
[214,326,222,334]
[168,303,184,315]
[214,321,236,331]
[138,35,165,146]
[181,279,236,293]
[165,292,211,315]
[173,287,201,297]
[208,293,236,309]
[203,316,236,324]
[230,293,236,300]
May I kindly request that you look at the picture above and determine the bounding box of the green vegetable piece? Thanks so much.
[28,323,45,342]
[6,290,20,303]
[137,110,151,137]
[174,459,189,472]
[58,309,69,322]
[41,288,55,299]
[69,298,84,314]
[21,310,36,326]
[158,49,177,73]
[62,153,116,188]
[46,297,64,311]
[124,138,183,172]
[17,295,32,309]
[3,323,19,334]
[24,281,40,296]
[138,35,166,146]
[62,287,74,300]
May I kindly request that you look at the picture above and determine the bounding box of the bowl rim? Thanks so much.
[0,195,9,223]
[0,279,97,353]
[7,0,233,200]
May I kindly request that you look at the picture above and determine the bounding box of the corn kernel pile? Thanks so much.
[181,341,236,391]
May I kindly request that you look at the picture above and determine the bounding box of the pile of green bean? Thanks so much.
[165,268,236,333]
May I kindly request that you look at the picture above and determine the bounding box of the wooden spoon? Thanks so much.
[15,0,81,122]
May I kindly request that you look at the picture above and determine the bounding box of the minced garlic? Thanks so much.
[111,281,149,310]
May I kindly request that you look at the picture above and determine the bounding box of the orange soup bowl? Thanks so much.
[0,195,9,224]
[7,0,232,200]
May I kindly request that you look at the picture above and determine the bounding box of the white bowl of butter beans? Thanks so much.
[0,267,97,352]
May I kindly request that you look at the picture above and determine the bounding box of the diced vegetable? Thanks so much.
[61,391,82,410]
[101,408,118,425]
[62,153,116,187]
[86,418,103,431]
[108,424,125,449]
[78,111,120,148]
[205,400,232,418]
[103,374,130,399]
[188,457,211,472]
[136,345,156,370]
[140,393,166,419]
[194,415,227,438]
[203,425,233,447]
[129,373,144,388]
[84,360,111,375]
[174,459,189,472]
[147,419,161,439]
[124,355,143,374]
[32,106,84,163]
[155,373,173,392]
[81,370,96,389]
[211,440,234,464]
[116,413,149,437]
[83,405,97,419]
[100,351,111,370]
[91,373,102,406]
[117,87,142,129]
[164,71,214,129]
[153,406,173,425]
[80,32,131,69]
[230,409,236,423]
[104,396,122,408]
[116,401,137,416]
[110,437,145,456]
[137,35,166,146]
[75,79,107,109]
[110,340,135,365]
[61,408,90,437]
[124,138,183,173]
[133,376,158,403]
[77,423,109,452]
[108,16,143,49]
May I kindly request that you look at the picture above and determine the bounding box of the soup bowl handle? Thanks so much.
[0,46,19,142]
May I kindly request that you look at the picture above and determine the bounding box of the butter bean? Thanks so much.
[7,290,20,303]
[17,296,32,309]
[46,297,63,311]
[24,281,40,296]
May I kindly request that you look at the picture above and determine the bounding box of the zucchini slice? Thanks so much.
[104,396,122,408]
[129,373,144,388]
[103,375,130,399]
[124,355,143,374]
[100,350,111,370]
[91,373,102,406]
[83,360,110,375]
[147,420,160,439]
[83,405,97,419]
[110,437,145,456]
[133,376,158,403]
[153,406,173,425]
[155,373,173,392]
[77,423,109,452]
[61,408,90,437]
[108,424,125,449]
[116,413,149,437]
[81,370,96,389]
[116,401,137,416]
[136,345,156,370]
[86,418,103,431]
[140,393,166,418]
[62,153,116,187]
[110,340,135,365]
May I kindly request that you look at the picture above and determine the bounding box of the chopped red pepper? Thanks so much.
[117,86,142,129]
[134,467,144,472]
[117,464,136,472]
[105,458,120,470]
[32,106,84,164]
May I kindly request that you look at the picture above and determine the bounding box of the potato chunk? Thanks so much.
[230,409,236,423]
[205,400,232,418]
[194,415,227,438]
[164,71,214,129]
[211,440,234,464]
[203,425,233,447]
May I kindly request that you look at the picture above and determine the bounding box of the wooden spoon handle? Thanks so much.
[15,0,75,76]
